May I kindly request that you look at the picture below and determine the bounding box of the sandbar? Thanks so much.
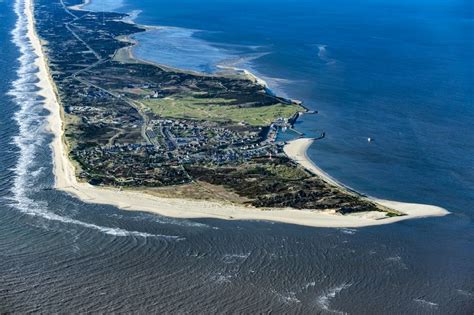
[27,0,449,228]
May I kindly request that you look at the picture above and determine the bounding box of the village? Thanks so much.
[71,109,288,186]
[34,0,390,213]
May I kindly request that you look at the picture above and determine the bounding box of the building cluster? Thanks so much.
[148,118,283,164]
[74,114,285,186]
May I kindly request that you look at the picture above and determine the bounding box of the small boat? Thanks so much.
[367,137,373,142]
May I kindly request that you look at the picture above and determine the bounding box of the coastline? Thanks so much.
[90,3,300,106]
[27,0,449,228]
[284,138,450,221]
[116,31,276,90]
[68,0,90,11]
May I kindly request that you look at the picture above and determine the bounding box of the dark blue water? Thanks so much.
[91,0,474,215]
[0,0,473,312]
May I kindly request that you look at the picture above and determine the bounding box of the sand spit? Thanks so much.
[284,138,450,222]
[27,0,449,228]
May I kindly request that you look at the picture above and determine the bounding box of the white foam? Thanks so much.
[456,289,473,297]
[7,0,181,240]
[221,252,251,264]
[316,282,352,314]
[339,228,357,235]
[212,272,233,284]
[413,298,439,309]
[270,289,301,304]
[303,281,316,290]
[317,44,327,57]
[317,44,336,65]
[130,212,212,229]
[385,255,408,269]
[122,9,141,24]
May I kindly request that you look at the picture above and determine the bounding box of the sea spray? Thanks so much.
[315,282,352,314]
[6,0,181,240]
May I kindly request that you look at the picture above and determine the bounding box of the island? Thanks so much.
[27,0,449,227]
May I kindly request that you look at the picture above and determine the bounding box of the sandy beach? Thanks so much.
[27,0,449,228]
[283,138,450,221]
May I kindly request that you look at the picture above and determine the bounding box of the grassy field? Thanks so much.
[140,95,304,126]
[236,163,309,181]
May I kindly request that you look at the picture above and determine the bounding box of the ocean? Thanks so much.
[94,0,474,213]
[0,0,473,312]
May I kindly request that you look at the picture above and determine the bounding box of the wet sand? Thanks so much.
[27,0,449,228]
[284,138,450,221]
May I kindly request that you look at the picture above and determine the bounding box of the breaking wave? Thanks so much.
[6,0,180,240]
[317,44,336,65]
[315,282,352,314]
[413,298,439,309]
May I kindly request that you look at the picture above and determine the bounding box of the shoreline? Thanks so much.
[27,0,449,228]
[68,0,90,11]
[78,0,306,109]
[115,29,306,113]
[86,1,291,103]
[118,29,277,90]
[283,138,450,221]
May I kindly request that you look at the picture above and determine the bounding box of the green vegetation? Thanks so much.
[141,95,304,126]
[35,0,399,215]
[233,163,309,181]
[262,164,309,180]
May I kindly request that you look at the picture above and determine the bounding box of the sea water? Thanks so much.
[100,0,474,214]
[0,0,472,312]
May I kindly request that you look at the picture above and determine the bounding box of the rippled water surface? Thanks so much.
[122,0,474,213]
[0,0,473,313]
